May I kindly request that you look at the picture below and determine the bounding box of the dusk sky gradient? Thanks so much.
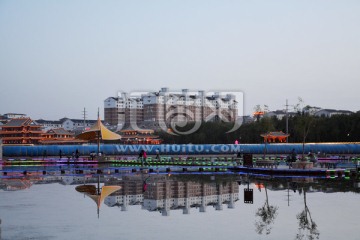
[1,0,359,120]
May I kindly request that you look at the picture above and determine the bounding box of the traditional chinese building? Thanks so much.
[260,131,289,143]
[40,128,86,145]
[42,128,74,139]
[119,128,162,144]
[0,118,43,144]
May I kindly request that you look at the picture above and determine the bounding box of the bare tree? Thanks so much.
[294,97,315,160]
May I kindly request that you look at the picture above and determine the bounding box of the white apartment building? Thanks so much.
[35,119,63,131]
[60,118,97,132]
[314,109,353,117]
[104,88,238,129]
[265,107,354,119]
[3,113,26,119]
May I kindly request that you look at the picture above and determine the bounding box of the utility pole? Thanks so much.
[0,139,3,161]
[82,107,87,131]
[285,99,289,142]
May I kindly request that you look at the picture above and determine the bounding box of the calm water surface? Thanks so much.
[1,170,359,240]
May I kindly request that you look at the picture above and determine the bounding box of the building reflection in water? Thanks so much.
[104,174,239,216]
[0,178,32,191]
[2,168,360,240]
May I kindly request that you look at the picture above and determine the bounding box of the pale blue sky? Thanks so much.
[1,0,359,119]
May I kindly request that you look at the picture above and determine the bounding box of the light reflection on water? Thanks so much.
[0,171,360,240]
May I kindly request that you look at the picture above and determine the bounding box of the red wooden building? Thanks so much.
[119,128,162,144]
[260,131,289,143]
[0,118,43,144]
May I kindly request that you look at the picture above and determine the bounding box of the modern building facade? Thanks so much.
[104,94,144,128]
[36,118,99,132]
[35,119,63,131]
[314,109,353,117]
[60,118,98,132]
[264,107,353,120]
[3,113,26,119]
[104,88,238,129]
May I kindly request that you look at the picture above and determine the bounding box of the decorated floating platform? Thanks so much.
[1,165,358,180]
[1,142,359,178]
[1,155,359,179]
[2,143,360,157]
[228,165,358,178]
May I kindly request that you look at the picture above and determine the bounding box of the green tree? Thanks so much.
[156,111,360,144]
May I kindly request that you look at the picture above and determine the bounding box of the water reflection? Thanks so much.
[0,178,32,191]
[104,174,239,216]
[296,189,319,240]
[75,177,121,218]
[1,171,360,240]
[255,183,279,235]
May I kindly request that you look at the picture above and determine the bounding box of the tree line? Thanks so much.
[156,111,360,144]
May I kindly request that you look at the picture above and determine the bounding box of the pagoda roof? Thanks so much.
[2,118,40,127]
[120,135,160,139]
[260,131,289,137]
[40,139,86,144]
[120,127,154,133]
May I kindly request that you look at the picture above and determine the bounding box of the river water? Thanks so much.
[0,171,359,240]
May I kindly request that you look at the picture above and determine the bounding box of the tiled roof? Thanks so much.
[120,126,154,132]
[261,131,289,137]
[317,109,353,114]
[272,110,286,114]
[320,109,337,112]
[47,128,73,135]
[2,118,40,127]
[69,119,98,124]
[36,119,62,124]
[109,97,119,101]
[4,113,26,116]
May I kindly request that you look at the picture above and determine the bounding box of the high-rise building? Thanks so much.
[104,92,143,128]
[104,88,238,129]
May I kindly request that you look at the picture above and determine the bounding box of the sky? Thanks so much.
[1,0,359,120]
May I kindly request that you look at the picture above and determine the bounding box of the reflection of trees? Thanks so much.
[255,185,279,235]
[296,189,319,240]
